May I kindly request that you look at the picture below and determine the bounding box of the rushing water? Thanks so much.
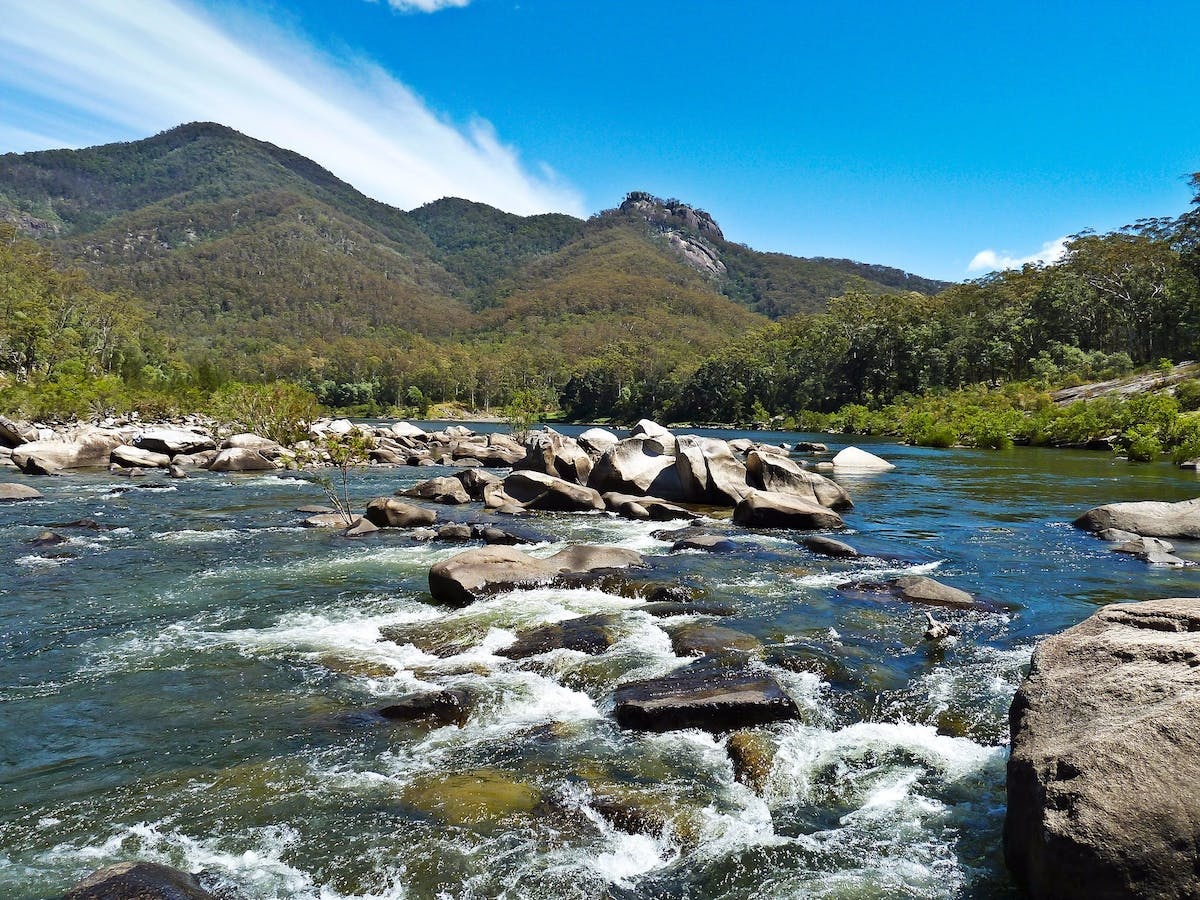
[1,427,1197,900]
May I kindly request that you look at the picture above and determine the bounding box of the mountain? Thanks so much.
[0,122,949,396]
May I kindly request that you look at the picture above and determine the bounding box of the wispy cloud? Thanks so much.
[379,0,472,12]
[967,236,1070,274]
[0,0,581,216]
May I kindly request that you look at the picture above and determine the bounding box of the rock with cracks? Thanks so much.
[1005,597,1200,900]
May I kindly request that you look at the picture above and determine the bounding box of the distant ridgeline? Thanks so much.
[1,121,1198,428]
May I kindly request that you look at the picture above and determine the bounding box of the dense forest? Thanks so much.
[1,124,1198,462]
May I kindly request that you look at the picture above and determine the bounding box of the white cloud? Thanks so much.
[0,0,581,217]
[381,0,472,11]
[967,236,1071,274]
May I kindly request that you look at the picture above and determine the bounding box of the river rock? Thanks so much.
[630,418,677,454]
[456,468,502,500]
[364,497,437,528]
[62,861,217,899]
[110,445,171,469]
[173,450,219,470]
[831,446,895,471]
[207,447,278,472]
[0,417,35,447]
[1096,528,1141,543]
[732,490,846,530]
[802,535,860,558]
[436,523,473,541]
[0,483,42,502]
[502,470,605,512]
[428,544,644,606]
[221,433,282,452]
[1074,497,1200,539]
[343,517,379,537]
[589,436,682,498]
[603,491,698,522]
[402,769,541,826]
[1005,597,1200,900]
[497,613,624,659]
[727,729,776,793]
[302,512,357,528]
[745,450,853,509]
[134,428,215,456]
[612,657,800,733]
[678,435,753,505]
[639,600,737,617]
[839,575,978,609]
[12,427,124,474]
[379,689,470,727]
[402,476,471,505]
[669,624,763,657]
[671,533,737,553]
[390,421,428,439]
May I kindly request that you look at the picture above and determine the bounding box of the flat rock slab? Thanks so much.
[671,533,738,553]
[612,659,799,733]
[0,482,43,501]
[497,613,623,659]
[1006,597,1200,900]
[639,600,737,618]
[1074,497,1200,539]
[669,624,763,657]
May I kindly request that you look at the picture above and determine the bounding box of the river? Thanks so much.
[1,426,1197,899]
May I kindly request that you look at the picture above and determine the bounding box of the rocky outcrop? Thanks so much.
[1005,597,1200,900]
[732,490,846,530]
[61,861,217,899]
[12,427,125,474]
[612,658,799,733]
[428,544,644,606]
[1074,497,1200,539]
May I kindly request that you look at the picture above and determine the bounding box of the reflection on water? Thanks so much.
[1,428,1197,898]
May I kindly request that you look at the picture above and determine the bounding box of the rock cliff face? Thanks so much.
[1005,597,1200,900]
[619,191,727,277]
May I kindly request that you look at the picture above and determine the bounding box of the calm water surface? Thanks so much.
[1,427,1197,899]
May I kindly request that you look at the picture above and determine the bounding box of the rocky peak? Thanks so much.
[618,191,727,277]
[619,191,725,241]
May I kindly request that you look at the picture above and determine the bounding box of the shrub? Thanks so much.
[1121,424,1162,462]
[208,381,322,445]
[1176,379,1200,412]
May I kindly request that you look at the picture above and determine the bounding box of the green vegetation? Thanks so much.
[2,124,1199,469]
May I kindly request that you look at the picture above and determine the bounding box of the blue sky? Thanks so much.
[1,0,1197,281]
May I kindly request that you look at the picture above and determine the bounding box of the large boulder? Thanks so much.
[62,861,217,899]
[110,445,171,469]
[221,433,283,453]
[502,470,605,512]
[1005,598,1200,900]
[363,497,437,528]
[0,482,43,502]
[745,450,853,510]
[402,477,471,505]
[831,446,895,471]
[589,437,683,498]
[0,416,36,447]
[516,430,593,484]
[12,427,124,474]
[685,436,753,505]
[207,447,277,472]
[732,490,846,530]
[134,428,216,457]
[630,418,677,454]
[389,421,428,440]
[1073,497,1200,539]
[612,658,799,733]
[428,544,644,606]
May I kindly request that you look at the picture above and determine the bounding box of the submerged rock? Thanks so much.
[727,729,776,794]
[612,658,799,733]
[669,624,763,657]
[801,535,860,558]
[497,613,624,659]
[62,861,217,899]
[379,689,470,727]
[838,575,979,610]
[1006,597,1200,900]
[402,769,541,826]
[1074,497,1200,539]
